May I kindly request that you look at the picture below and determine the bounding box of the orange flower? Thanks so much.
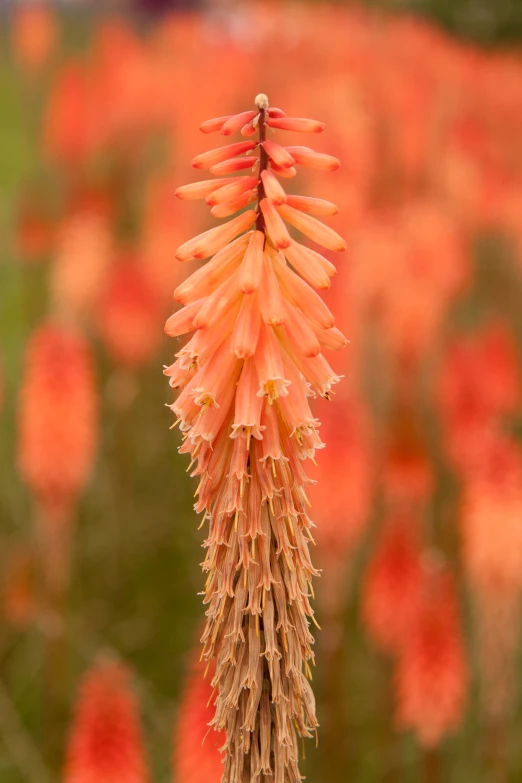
[351,201,467,364]
[437,324,519,476]
[11,3,58,75]
[362,512,423,655]
[51,213,112,323]
[395,563,468,748]
[18,322,98,522]
[18,323,98,593]
[64,661,149,783]
[43,61,102,165]
[98,257,162,368]
[461,434,522,596]
[460,435,522,722]
[173,655,222,783]
[382,395,434,510]
[167,95,346,781]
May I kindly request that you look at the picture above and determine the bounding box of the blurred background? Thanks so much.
[2,1,522,781]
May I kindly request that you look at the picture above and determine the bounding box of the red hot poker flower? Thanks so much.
[362,511,424,655]
[18,323,98,593]
[167,94,346,782]
[64,661,149,783]
[11,3,58,75]
[18,323,98,522]
[394,562,468,748]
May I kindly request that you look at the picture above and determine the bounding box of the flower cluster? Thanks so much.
[166,94,346,781]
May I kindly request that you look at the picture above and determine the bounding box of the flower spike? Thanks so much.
[166,95,346,783]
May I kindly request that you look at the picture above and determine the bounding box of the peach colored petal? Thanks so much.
[206,177,258,206]
[254,324,289,401]
[191,340,238,407]
[210,190,255,218]
[267,107,286,118]
[274,258,334,329]
[193,270,241,329]
[262,140,295,169]
[164,298,205,337]
[209,156,257,176]
[316,326,348,351]
[189,381,236,443]
[192,141,256,169]
[239,231,265,294]
[261,170,286,205]
[284,194,338,216]
[285,146,340,171]
[292,352,342,397]
[284,240,332,289]
[280,302,321,358]
[231,294,261,359]
[258,253,284,326]
[232,359,265,441]
[241,121,258,137]
[260,401,284,461]
[175,211,256,261]
[221,111,257,136]
[266,117,325,133]
[174,235,249,304]
[199,115,232,134]
[276,360,316,436]
[260,199,291,249]
[277,204,346,252]
[270,163,297,179]
[175,178,235,200]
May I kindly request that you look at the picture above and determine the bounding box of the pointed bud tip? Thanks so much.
[255,93,269,110]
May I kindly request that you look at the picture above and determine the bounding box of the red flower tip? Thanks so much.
[64,661,149,783]
[395,564,468,748]
[18,322,98,519]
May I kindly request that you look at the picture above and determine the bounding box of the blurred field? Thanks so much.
[2,3,522,783]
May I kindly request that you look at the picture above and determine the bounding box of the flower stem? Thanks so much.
[256,105,267,233]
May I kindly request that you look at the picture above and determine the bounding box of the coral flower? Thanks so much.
[395,563,468,748]
[43,61,101,165]
[11,3,58,75]
[461,434,522,596]
[166,95,346,781]
[99,257,162,368]
[437,324,519,477]
[18,323,98,521]
[173,654,223,783]
[362,511,423,654]
[64,661,149,783]
[18,323,98,592]
[51,212,112,322]
[461,435,522,722]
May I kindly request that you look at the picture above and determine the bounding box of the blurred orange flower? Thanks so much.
[437,324,519,476]
[362,511,423,655]
[11,3,58,75]
[395,563,468,747]
[98,257,162,367]
[64,661,149,783]
[18,322,98,521]
[51,213,113,323]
